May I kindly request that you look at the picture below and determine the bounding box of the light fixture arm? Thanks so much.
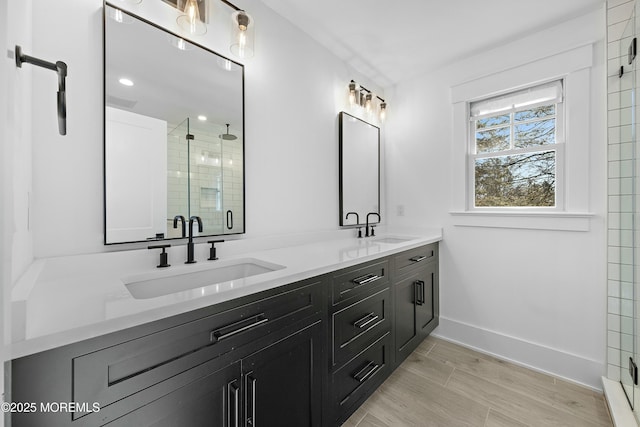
[219,0,242,11]
[15,45,68,136]
[351,80,385,103]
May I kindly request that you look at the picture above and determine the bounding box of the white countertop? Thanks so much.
[10,227,442,359]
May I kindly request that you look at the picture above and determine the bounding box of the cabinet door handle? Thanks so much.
[246,374,257,426]
[210,314,269,343]
[352,273,380,286]
[353,312,379,329]
[415,280,424,306]
[228,380,239,427]
[353,361,380,383]
[410,255,427,262]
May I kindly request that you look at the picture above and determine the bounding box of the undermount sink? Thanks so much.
[123,258,286,299]
[372,236,417,244]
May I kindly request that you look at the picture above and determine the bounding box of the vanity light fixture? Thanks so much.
[165,0,256,57]
[118,77,134,86]
[177,0,207,35]
[348,79,387,123]
[230,9,255,58]
[364,93,373,114]
[379,102,387,122]
[348,81,358,107]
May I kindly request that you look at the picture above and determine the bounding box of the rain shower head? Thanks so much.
[219,124,237,140]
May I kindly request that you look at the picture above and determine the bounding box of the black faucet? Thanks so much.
[148,244,171,268]
[173,215,186,238]
[185,216,203,264]
[346,212,362,238]
[365,212,380,237]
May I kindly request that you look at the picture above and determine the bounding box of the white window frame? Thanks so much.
[450,44,594,231]
[467,81,566,212]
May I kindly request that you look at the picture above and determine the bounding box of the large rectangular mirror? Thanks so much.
[104,3,245,244]
[339,112,380,226]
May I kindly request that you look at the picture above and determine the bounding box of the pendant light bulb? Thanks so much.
[177,0,206,35]
[348,81,357,107]
[379,102,387,122]
[365,93,373,114]
[231,11,255,58]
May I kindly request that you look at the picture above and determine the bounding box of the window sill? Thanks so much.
[449,211,595,231]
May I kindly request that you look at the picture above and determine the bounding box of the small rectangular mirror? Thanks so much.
[104,4,245,244]
[339,112,380,226]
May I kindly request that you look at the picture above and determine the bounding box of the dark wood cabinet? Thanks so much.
[104,362,241,427]
[392,244,439,367]
[10,276,327,427]
[242,320,323,427]
[327,259,393,425]
[10,242,439,427]
[330,332,391,424]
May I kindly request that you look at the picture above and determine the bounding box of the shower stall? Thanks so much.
[167,117,244,237]
[609,1,640,422]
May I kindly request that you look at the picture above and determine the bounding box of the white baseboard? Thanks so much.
[433,316,605,391]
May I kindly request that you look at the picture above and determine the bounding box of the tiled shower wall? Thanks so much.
[607,0,635,382]
[167,122,244,237]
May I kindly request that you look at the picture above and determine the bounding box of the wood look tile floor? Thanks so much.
[343,337,613,427]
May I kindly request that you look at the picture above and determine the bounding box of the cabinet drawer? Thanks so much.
[393,243,437,273]
[332,287,390,367]
[332,332,391,419]
[331,259,389,305]
[72,277,324,419]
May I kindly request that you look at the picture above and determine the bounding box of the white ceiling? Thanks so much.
[261,0,606,88]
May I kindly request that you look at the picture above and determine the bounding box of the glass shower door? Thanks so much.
[221,124,243,234]
[617,4,640,415]
[167,118,190,238]
[189,119,224,236]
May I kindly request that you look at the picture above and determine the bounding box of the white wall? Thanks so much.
[0,0,7,419]
[386,9,607,389]
[3,0,34,419]
[24,0,381,259]
[6,0,33,286]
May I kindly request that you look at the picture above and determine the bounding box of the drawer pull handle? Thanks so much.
[410,255,427,262]
[210,314,269,343]
[353,312,379,329]
[353,361,380,383]
[352,274,380,286]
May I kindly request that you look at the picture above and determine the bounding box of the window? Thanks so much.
[450,44,593,231]
[468,80,564,209]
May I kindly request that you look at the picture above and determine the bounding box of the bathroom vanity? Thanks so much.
[8,233,439,426]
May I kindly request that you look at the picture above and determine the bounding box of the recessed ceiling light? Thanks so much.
[198,115,207,121]
[119,78,134,86]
